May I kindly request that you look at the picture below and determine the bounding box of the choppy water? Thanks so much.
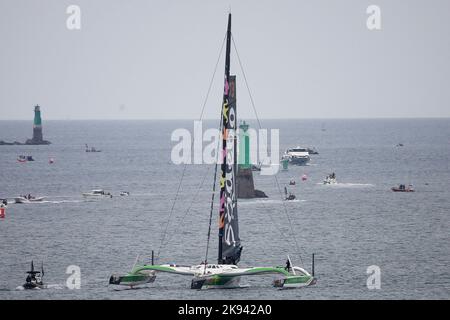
[0,119,449,299]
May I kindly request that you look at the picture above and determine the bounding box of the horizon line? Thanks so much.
[1,116,450,121]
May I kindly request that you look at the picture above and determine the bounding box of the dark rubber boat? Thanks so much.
[23,261,45,289]
[391,184,414,192]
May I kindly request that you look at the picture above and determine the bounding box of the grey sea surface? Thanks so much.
[0,119,449,299]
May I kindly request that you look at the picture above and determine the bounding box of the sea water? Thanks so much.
[0,119,449,299]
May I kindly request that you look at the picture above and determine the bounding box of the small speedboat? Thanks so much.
[289,179,296,185]
[120,191,130,196]
[284,187,296,201]
[391,184,414,192]
[15,195,45,203]
[323,173,337,185]
[23,261,45,290]
[85,144,101,153]
[82,189,112,198]
[17,155,34,162]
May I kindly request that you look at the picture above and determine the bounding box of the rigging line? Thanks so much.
[199,32,227,121]
[273,175,305,266]
[232,33,306,266]
[156,32,227,262]
[161,164,212,249]
[156,163,188,261]
[203,115,224,271]
[231,34,262,129]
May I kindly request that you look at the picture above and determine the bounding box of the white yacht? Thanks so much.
[282,147,310,166]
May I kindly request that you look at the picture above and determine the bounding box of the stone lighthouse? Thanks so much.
[25,105,51,145]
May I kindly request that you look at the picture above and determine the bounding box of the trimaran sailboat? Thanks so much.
[109,13,316,290]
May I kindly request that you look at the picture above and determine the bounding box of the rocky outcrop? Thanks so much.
[0,139,50,145]
[236,167,268,199]
[24,138,51,145]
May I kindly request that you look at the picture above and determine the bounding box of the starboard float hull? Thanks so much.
[273,275,316,289]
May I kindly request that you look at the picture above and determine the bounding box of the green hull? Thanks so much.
[109,273,155,286]
[274,275,315,288]
[203,275,241,288]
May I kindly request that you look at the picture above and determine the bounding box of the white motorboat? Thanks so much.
[82,189,112,198]
[15,196,45,204]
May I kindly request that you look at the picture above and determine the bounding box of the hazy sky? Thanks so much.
[0,0,449,120]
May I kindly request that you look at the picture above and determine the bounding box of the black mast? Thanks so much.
[218,13,232,264]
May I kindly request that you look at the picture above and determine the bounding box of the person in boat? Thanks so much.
[26,271,37,284]
[285,259,291,272]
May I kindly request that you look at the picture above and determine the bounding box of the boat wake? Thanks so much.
[47,200,85,204]
[283,199,306,203]
[110,285,151,291]
[11,200,85,205]
[239,199,306,206]
[15,283,65,291]
[45,284,66,289]
[318,183,375,187]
